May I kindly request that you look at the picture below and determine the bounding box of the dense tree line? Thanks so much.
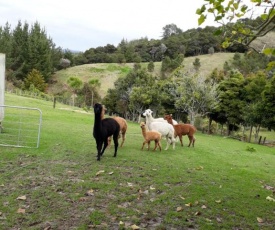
[0,20,71,89]
[73,24,246,66]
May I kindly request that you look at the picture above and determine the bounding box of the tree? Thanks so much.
[59,58,71,69]
[261,75,275,130]
[88,79,101,106]
[103,68,159,120]
[0,22,12,69]
[67,77,83,107]
[162,24,183,39]
[193,58,201,72]
[147,61,155,72]
[217,70,246,135]
[243,71,268,141]
[173,68,219,125]
[208,46,215,55]
[10,20,29,82]
[161,54,184,77]
[24,69,47,92]
[197,0,275,55]
[230,51,271,76]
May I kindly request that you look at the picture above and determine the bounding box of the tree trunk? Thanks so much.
[208,117,212,134]
[254,124,261,143]
[227,123,230,136]
[248,126,253,143]
[53,97,56,109]
[138,114,141,123]
[189,112,195,125]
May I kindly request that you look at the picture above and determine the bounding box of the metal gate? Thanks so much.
[0,105,42,148]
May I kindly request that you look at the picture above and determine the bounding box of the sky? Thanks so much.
[0,0,253,52]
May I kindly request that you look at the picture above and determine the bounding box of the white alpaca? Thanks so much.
[143,109,178,125]
[142,109,176,150]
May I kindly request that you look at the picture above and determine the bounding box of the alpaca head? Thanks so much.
[142,109,153,118]
[140,121,146,129]
[93,103,107,119]
[94,103,103,115]
[164,114,172,121]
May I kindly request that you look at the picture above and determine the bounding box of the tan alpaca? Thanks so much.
[100,105,128,147]
[140,122,162,151]
[111,116,127,147]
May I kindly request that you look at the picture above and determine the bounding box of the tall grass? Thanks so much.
[0,94,274,229]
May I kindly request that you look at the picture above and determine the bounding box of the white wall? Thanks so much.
[0,53,5,121]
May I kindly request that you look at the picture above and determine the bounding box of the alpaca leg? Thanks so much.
[164,137,169,150]
[101,139,109,156]
[96,141,103,161]
[120,132,125,147]
[158,141,162,151]
[108,136,112,148]
[113,135,119,157]
[153,140,157,151]
[172,137,176,150]
[192,136,196,147]
[179,135,183,146]
[147,141,151,150]
[141,141,147,150]
[188,136,192,147]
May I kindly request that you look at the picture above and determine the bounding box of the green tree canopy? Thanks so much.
[24,69,47,92]
[197,0,275,55]
[217,70,246,134]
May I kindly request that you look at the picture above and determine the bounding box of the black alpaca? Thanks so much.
[93,103,120,161]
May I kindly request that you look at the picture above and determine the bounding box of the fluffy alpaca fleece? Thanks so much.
[164,114,196,147]
[140,122,162,151]
[142,109,176,150]
[143,109,178,125]
[111,116,127,147]
[93,103,120,161]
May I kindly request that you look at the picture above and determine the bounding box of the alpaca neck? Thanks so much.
[146,115,154,123]
[167,119,173,125]
[141,127,147,139]
[94,113,102,130]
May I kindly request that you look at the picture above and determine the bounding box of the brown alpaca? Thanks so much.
[164,114,196,147]
[111,117,127,147]
[140,122,162,151]
[100,106,128,147]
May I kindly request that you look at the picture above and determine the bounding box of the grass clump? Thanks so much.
[246,146,257,152]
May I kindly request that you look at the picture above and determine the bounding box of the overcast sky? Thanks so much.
[0,0,255,52]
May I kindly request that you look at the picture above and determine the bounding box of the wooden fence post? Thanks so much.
[263,137,266,145]
[258,136,262,144]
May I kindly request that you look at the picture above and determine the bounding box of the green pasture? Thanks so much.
[0,93,275,229]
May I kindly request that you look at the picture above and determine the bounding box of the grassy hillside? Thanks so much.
[1,93,275,229]
[49,53,235,97]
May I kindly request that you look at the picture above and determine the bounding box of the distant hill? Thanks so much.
[250,31,275,52]
[49,52,235,98]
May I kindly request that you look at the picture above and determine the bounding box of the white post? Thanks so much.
[0,53,5,122]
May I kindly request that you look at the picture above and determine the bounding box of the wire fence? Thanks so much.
[0,105,42,148]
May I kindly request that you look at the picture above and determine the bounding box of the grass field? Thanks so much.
[1,94,275,229]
